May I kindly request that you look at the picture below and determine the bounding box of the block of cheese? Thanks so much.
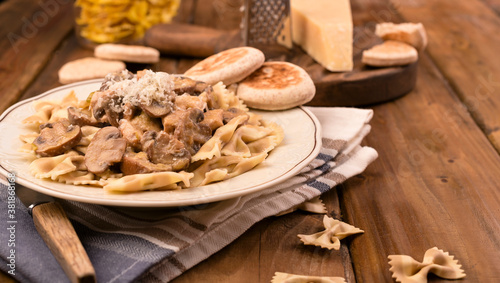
[291,0,353,72]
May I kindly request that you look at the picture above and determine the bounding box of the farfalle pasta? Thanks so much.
[388,247,466,283]
[298,215,364,250]
[276,196,327,216]
[190,153,268,187]
[271,272,346,283]
[191,115,249,162]
[20,70,284,193]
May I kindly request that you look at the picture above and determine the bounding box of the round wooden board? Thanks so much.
[305,58,417,107]
[259,27,418,107]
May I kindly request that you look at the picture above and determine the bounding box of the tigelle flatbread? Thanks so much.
[236,61,315,110]
[375,22,428,51]
[94,43,160,63]
[58,57,125,84]
[361,40,418,67]
[183,47,265,85]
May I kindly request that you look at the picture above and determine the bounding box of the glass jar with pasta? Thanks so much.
[74,0,181,48]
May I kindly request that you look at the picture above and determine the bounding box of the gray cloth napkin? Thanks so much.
[0,107,378,283]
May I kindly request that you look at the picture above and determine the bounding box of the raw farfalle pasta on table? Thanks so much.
[276,196,327,216]
[298,215,364,250]
[271,272,346,283]
[388,247,466,283]
[20,70,284,193]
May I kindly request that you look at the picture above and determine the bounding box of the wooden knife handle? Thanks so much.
[32,202,96,283]
[144,23,243,57]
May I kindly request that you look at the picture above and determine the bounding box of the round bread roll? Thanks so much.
[183,47,265,85]
[58,57,126,84]
[361,40,418,67]
[94,43,160,63]
[237,61,315,110]
[375,22,428,51]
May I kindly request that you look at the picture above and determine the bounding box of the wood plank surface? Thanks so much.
[341,1,500,281]
[482,0,500,14]
[390,0,500,152]
[0,0,74,113]
[2,0,500,282]
[171,189,351,283]
[342,52,500,282]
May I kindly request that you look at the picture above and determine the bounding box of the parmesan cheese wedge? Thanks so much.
[291,0,353,72]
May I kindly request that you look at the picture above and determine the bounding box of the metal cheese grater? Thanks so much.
[243,0,293,49]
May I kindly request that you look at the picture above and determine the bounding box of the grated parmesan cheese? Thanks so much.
[104,70,176,113]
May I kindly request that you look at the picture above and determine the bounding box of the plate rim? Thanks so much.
[0,80,322,207]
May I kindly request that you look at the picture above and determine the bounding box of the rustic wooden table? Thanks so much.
[1,0,500,282]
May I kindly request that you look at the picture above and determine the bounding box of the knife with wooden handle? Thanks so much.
[144,23,243,57]
[16,186,96,283]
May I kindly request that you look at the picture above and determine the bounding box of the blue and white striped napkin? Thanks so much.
[0,107,378,283]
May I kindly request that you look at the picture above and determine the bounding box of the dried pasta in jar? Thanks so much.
[74,0,180,45]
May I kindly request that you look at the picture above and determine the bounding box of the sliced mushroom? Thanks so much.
[120,151,172,175]
[172,76,212,96]
[122,102,139,121]
[90,90,123,127]
[67,106,104,127]
[223,108,248,124]
[204,89,219,110]
[200,109,224,132]
[162,108,204,131]
[141,131,191,171]
[140,98,173,118]
[90,91,108,122]
[85,126,127,174]
[100,70,134,91]
[34,119,82,157]
[191,124,212,153]
[162,108,212,155]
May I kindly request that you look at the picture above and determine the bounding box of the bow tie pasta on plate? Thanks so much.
[22,70,284,193]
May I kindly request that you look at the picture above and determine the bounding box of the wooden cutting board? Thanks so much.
[296,25,418,107]
[145,23,417,107]
[259,43,418,107]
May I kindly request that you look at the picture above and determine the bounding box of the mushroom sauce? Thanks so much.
[22,70,284,192]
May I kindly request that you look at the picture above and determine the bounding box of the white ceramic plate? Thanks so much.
[0,80,322,207]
